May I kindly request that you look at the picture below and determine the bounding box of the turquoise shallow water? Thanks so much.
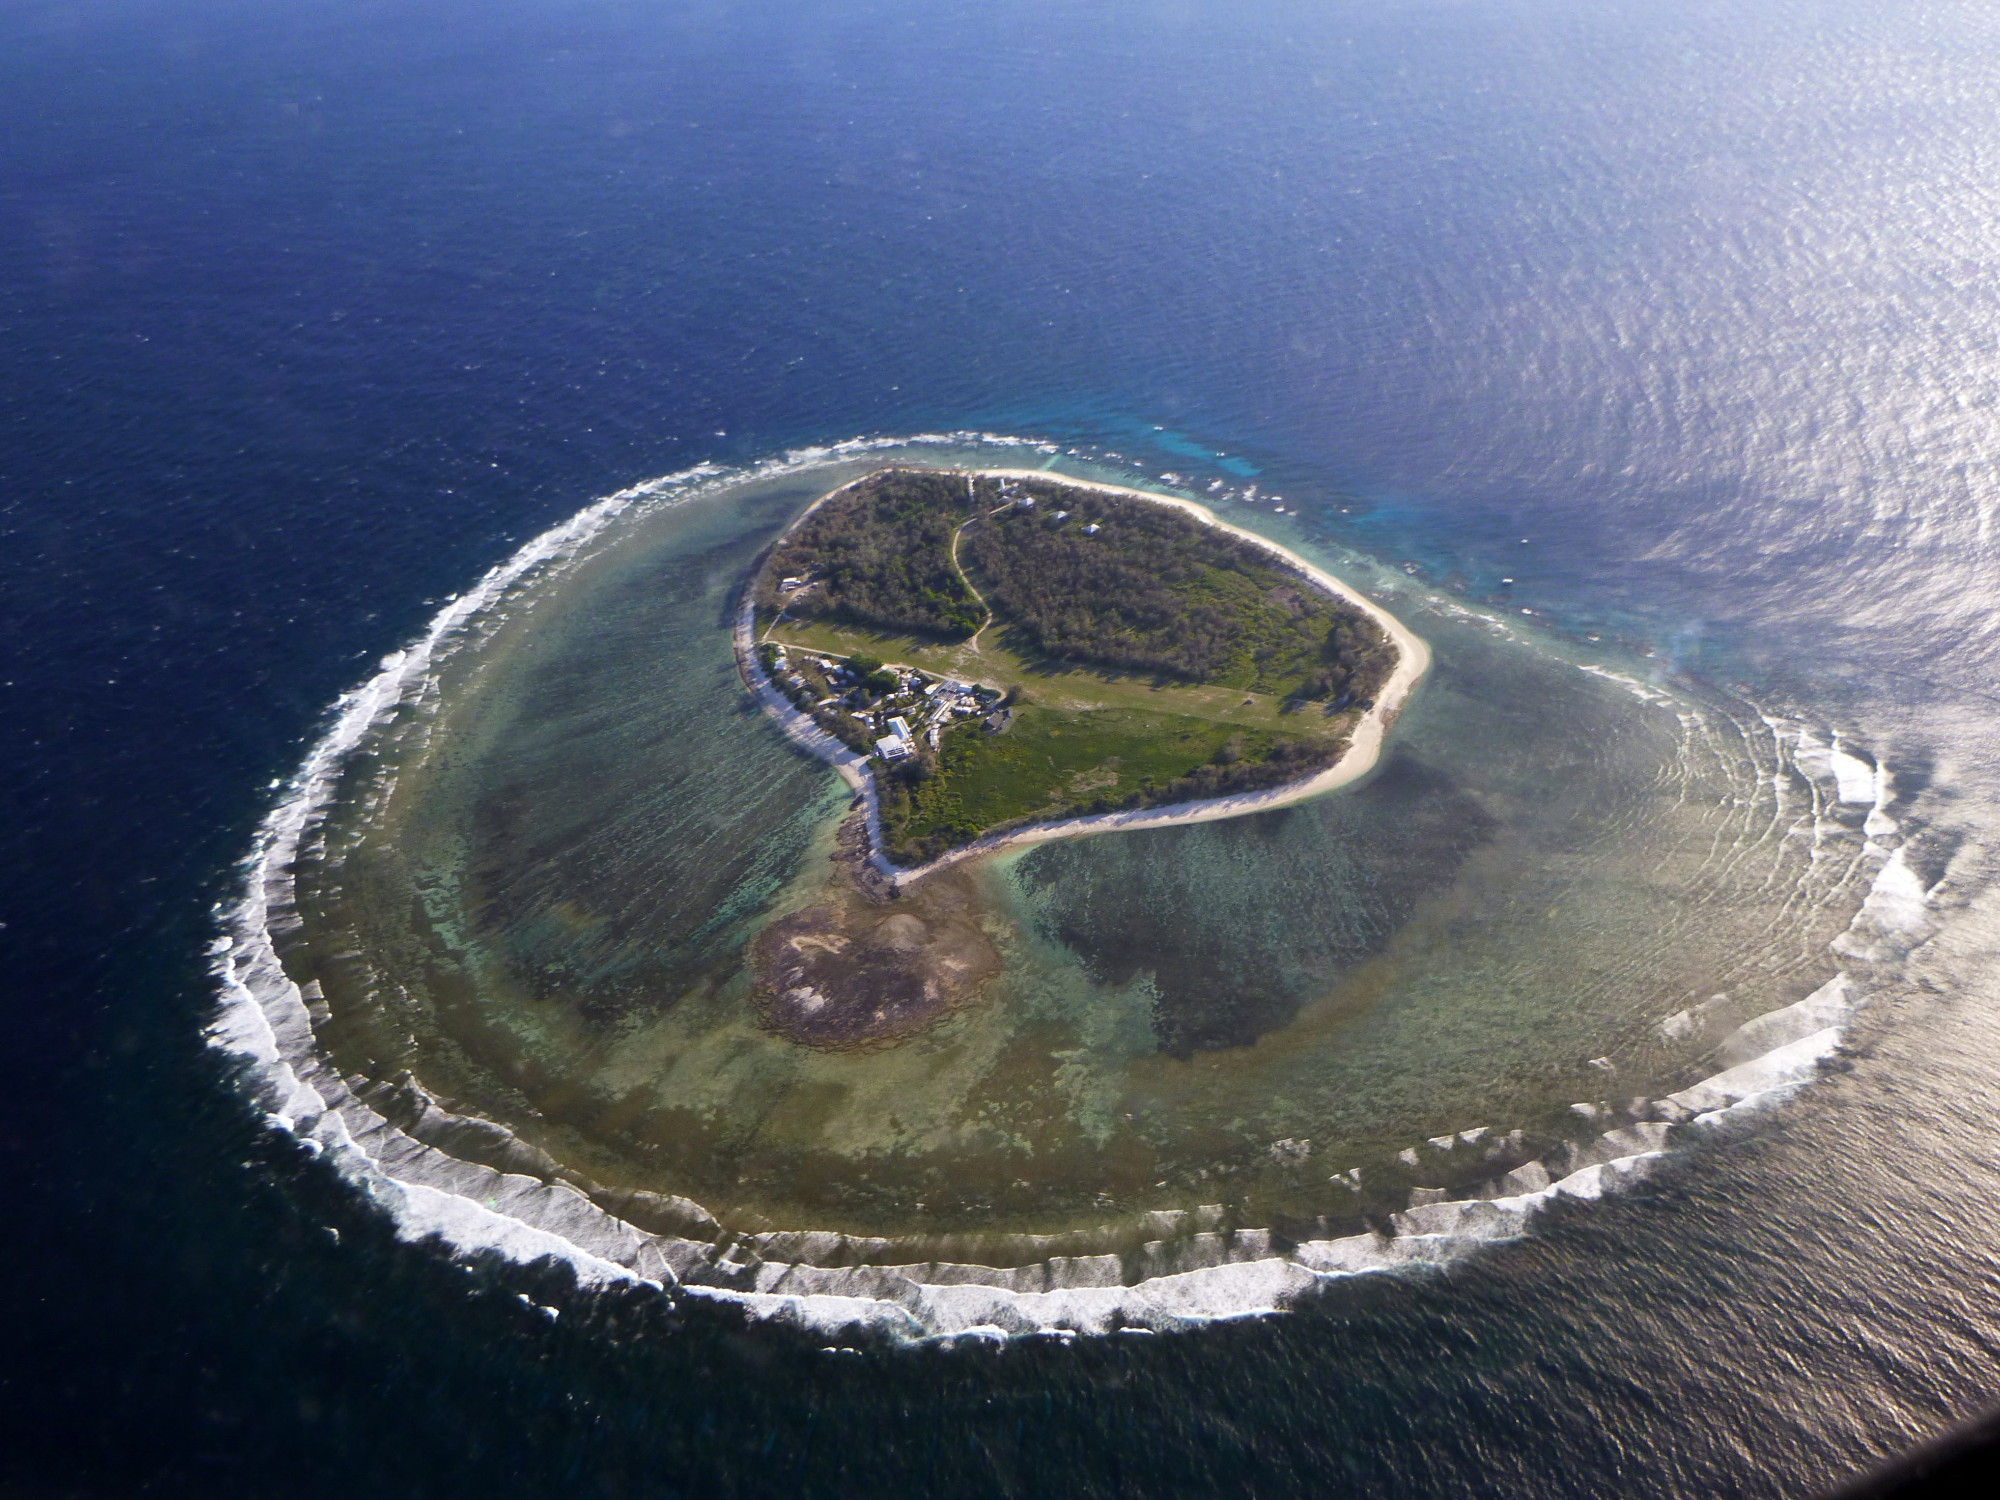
[269,440,1885,1263]
[11,0,2000,1491]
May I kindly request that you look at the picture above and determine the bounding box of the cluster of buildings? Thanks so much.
[870,673,989,761]
[1001,487,1102,535]
[764,646,996,764]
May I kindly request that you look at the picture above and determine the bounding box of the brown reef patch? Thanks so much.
[750,808,1001,1050]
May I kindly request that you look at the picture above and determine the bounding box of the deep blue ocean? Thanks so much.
[8,0,2000,1493]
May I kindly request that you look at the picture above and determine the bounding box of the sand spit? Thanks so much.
[734,468,1433,885]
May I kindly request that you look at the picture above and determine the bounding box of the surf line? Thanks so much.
[733,467,1434,886]
[198,441,1930,1346]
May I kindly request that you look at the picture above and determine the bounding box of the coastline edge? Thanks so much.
[732,466,1434,886]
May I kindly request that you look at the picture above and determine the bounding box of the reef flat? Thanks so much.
[227,445,1895,1328]
[736,466,1430,1051]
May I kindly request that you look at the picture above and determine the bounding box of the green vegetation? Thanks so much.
[876,704,1352,865]
[756,641,934,755]
[758,469,983,638]
[753,467,1398,864]
[843,653,898,694]
[959,478,1394,702]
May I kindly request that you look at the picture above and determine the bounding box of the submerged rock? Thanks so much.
[749,822,1001,1050]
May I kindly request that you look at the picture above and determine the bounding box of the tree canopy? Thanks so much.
[759,469,983,639]
[758,466,1396,705]
[959,479,1394,702]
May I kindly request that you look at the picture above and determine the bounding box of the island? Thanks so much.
[734,466,1430,1049]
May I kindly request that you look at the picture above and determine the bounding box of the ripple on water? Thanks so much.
[210,438,1918,1340]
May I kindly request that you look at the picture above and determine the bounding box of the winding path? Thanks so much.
[948,511,1001,656]
[736,467,1433,886]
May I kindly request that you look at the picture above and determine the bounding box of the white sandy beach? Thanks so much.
[735,467,1432,884]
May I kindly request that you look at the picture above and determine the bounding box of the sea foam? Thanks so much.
[206,443,1930,1345]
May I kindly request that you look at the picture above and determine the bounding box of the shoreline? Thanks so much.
[734,466,1432,885]
[201,444,1897,1344]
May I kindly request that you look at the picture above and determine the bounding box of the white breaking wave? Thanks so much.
[205,439,1933,1345]
[1832,847,1935,961]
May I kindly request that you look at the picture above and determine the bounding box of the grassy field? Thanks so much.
[764,616,1303,732]
[880,706,1282,848]
[754,470,1388,862]
[766,614,1357,863]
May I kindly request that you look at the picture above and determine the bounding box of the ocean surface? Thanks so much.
[6,0,2000,1493]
